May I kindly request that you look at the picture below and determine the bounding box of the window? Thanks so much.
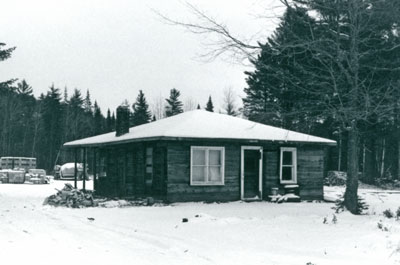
[190,146,225,185]
[280,147,297,184]
[99,152,107,178]
[145,147,153,185]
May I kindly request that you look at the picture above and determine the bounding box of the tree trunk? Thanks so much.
[380,138,386,178]
[344,129,359,214]
[364,135,376,184]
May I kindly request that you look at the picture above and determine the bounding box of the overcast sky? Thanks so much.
[1,0,284,114]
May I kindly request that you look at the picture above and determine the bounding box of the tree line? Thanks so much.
[1,43,238,171]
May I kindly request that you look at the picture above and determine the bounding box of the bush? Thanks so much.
[383,209,394,218]
[396,207,400,219]
[325,171,347,186]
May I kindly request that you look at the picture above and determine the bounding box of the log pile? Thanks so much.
[325,171,347,186]
[44,183,97,208]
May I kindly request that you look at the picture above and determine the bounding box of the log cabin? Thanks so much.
[63,109,336,202]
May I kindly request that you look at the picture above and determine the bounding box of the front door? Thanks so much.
[241,146,263,200]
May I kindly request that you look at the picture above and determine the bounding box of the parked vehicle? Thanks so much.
[59,163,88,180]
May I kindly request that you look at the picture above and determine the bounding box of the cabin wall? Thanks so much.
[297,146,325,200]
[166,141,241,202]
[263,145,325,200]
[93,139,325,201]
[95,141,167,198]
[166,141,325,202]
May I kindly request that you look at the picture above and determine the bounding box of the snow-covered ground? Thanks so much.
[1,181,400,265]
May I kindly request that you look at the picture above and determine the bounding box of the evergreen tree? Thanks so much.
[152,115,156,122]
[39,85,63,170]
[111,112,116,131]
[132,90,151,126]
[0,43,16,88]
[83,89,92,114]
[197,104,201,109]
[106,108,113,132]
[205,96,214,112]
[165,88,183,117]
[16,79,33,96]
[63,87,69,103]
[93,101,104,135]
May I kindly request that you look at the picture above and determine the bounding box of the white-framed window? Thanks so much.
[280,147,297,184]
[190,146,225,185]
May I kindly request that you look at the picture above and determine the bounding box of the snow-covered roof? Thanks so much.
[64,110,336,147]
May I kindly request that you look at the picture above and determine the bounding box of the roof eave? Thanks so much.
[63,136,337,149]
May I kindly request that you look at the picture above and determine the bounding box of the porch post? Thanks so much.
[93,148,97,192]
[74,148,78,189]
[83,147,87,191]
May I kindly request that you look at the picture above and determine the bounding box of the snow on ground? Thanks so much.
[1,181,400,265]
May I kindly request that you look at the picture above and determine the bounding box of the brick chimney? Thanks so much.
[115,105,130,137]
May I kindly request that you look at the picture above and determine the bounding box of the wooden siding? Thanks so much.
[166,141,241,202]
[263,146,324,200]
[297,147,325,200]
[93,139,325,202]
[95,142,166,198]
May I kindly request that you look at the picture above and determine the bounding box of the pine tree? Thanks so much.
[63,87,69,104]
[16,79,33,96]
[40,85,63,170]
[106,109,113,132]
[205,96,214,112]
[0,43,16,88]
[93,101,104,135]
[83,89,92,114]
[111,112,116,131]
[197,104,201,109]
[132,90,152,126]
[152,115,156,122]
[165,88,183,117]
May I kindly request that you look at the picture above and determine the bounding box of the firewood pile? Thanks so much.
[44,183,97,208]
[325,171,347,186]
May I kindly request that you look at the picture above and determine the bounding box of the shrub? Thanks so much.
[383,209,394,219]
[396,207,400,219]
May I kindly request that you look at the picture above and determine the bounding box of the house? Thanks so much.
[63,109,336,202]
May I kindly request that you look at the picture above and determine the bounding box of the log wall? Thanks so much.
[93,139,325,201]
[166,141,241,202]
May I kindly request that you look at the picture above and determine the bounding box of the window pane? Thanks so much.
[209,150,221,165]
[146,147,153,156]
[282,166,293,181]
[146,157,152,165]
[208,166,222,182]
[193,149,206,165]
[282,151,292,165]
[146,165,152,174]
[192,166,206,182]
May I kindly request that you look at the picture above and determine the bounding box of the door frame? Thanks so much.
[240,146,263,200]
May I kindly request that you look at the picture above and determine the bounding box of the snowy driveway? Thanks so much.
[1,181,400,265]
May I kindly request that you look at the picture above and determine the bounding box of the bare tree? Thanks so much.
[153,2,265,63]
[222,86,238,116]
[184,97,197,112]
[151,94,166,120]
